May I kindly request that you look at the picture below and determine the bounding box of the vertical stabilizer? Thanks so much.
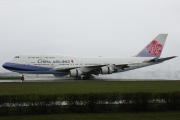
[135,34,168,58]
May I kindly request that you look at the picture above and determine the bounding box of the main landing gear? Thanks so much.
[80,75,94,80]
[75,75,93,80]
[81,75,89,80]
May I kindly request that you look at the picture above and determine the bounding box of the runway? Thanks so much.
[0,78,179,82]
[0,76,101,82]
[0,78,85,82]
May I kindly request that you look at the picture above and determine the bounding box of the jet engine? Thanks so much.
[70,69,83,77]
[100,66,114,74]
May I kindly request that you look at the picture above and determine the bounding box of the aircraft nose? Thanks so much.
[2,62,9,69]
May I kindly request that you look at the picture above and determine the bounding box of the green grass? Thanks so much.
[0,81,180,95]
[0,112,180,120]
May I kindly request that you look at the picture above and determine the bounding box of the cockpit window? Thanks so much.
[15,56,20,58]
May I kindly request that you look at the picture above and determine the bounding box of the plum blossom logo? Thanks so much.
[146,40,162,56]
[71,60,74,63]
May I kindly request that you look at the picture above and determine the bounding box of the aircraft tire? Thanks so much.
[81,75,91,80]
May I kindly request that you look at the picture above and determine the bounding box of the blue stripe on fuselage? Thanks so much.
[2,62,52,72]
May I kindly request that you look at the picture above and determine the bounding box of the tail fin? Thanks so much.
[135,34,168,58]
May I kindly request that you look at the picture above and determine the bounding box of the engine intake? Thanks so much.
[100,66,114,74]
[70,69,82,77]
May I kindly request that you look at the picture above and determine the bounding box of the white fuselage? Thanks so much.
[4,55,156,75]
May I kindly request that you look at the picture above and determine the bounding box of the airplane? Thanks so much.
[2,34,176,80]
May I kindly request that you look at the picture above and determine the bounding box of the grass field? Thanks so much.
[0,112,180,120]
[1,81,180,119]
[0,81,180,95]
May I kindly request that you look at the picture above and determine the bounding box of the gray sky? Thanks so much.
[0,0,179,73]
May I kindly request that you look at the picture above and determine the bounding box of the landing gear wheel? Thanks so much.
[81,75,91,80]
[82,76,87,80]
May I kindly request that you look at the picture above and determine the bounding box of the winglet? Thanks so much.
[135,34,168,59]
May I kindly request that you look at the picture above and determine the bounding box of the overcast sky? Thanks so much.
[0,0,179,73]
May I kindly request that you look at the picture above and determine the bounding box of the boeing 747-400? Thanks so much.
[2,34,176,80]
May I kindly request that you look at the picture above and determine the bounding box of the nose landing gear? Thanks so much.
[20,74,25,82]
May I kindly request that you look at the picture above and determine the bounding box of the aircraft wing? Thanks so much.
[55,56,176,77]
[55,64,129,75]
[56,65,106,72]
[156,56,177,62]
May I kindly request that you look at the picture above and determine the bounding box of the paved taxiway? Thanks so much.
[0,77,99,82]
[0,80,92,82]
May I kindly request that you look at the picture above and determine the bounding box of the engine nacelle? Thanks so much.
[100,66,114,74]
[70,69,83,77]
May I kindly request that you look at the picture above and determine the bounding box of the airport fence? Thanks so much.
[0,92,180,115]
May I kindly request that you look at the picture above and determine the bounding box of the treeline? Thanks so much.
[1,92,180,115]
[0,76,21,80]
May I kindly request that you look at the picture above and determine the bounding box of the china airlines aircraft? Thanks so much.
[2,34,176,80]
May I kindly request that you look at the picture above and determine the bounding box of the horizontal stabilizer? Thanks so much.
[156,56,177,62]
